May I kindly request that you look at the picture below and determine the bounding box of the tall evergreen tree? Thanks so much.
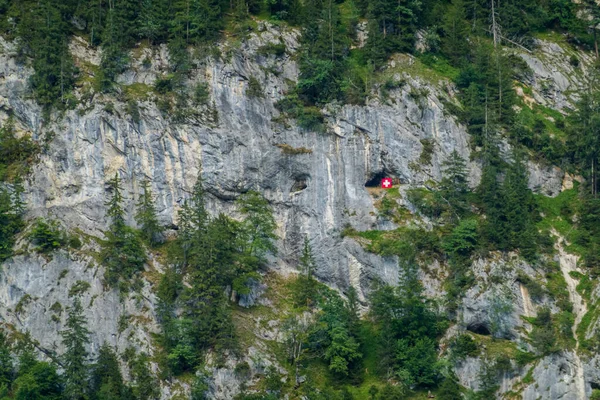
[236,191,278,267]
[439,150,470,219]
[90,344,128,400]
[293,237,318,307]
[502,152,538,259]
[61,298,91,400]
[0,331,13,391]
[102,173,146,285]
[441,0,469,63]
[135,180,163,247]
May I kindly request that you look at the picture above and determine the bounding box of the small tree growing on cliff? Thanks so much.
[101,173,147,286]
[135,180,163,247]
[293,237,318,308]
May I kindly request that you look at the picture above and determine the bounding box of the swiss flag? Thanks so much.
[381,177,393,189]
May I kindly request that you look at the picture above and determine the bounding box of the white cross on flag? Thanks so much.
[381,177,393,189]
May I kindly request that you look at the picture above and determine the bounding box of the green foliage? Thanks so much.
[127,352,159,400]
[275,92,326,132]
[135,180,164,247]
[157,175,277,375]
[529,306,559,355]
[68,281,91,298]
[101,174,147,286]
[449,334,478,361]
[0,119,39,182]
[437,372,463,400]
[371,263,446,387]
[443,219,478,258]
[0,184,25,263]
[292,238,319,308]
[61,298,90,400]
[90,344,130,400]
[247,77,264,98]
[29,219,67,253]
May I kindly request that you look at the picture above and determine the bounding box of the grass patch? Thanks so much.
[535,187,581,252]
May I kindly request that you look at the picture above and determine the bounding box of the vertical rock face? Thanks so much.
[0,24,592,398]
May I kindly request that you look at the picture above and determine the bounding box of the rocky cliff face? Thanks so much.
[0,23,596,399]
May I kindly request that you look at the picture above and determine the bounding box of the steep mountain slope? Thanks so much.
[0,19,599,399]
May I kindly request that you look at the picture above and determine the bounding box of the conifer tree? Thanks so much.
[129,352,159,400]
[0,331,13,390]
[237,191,278,266]
[293,237,318,307]
[106,173,125,231]
[138,0,170,44]
[102,173,146,285]
[99,6,128,91]
[441,0,469,63]
[90,343,128,400]
[135,180,163,247]
[439,150,470,220]
[0,187,22,262]
[437,372,462,400]
[502,152,538,259]
[61,298,91,400]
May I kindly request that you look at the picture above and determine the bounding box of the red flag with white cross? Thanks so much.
[381,177,393,189]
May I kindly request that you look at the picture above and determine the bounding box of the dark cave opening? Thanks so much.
[467,323,491,336]
[365,171,389,187]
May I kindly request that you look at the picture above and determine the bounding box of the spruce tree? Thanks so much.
[0,331,13,390]
[439,150,470,220]
[102,173,146,285]
[135,180,163,247]
[61,298,91,400]
[437,372,462,400]
[130,353,159,400]
[441,0,469,63]
[106,173,125,231]
[502,152,538,259]
[293,237,318,307]
[0,186,23,262]
[236,191,277,266]
[90,343,127,400]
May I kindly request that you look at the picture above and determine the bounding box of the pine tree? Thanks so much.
[502,151,538,259]
[135,180,163,247]
[439,150,470,219]
[293,237,318,307]
[0,186,22,262]
[99,6,128,91]
[21,0,75,108]
[106,173,125,231]
[129,353,159,400]
[437,372,462,400]
[138,0,170,44]
[236,191,277,266]
[441,0,469,63]
[102,173,147,285]
[0,331,13,390]
[90,343,127,400]
[61,298,91,400]
[568,88,600,198]
[175,173,209,270]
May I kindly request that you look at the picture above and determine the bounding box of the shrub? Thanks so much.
[247,77,264,98]
[450,334,478,360]
[257,42,286,57]
[194,82,210,105]
[69,281,91,298]
[30,218,67,253]
[154,75,175,94]
[443,218,479,257]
